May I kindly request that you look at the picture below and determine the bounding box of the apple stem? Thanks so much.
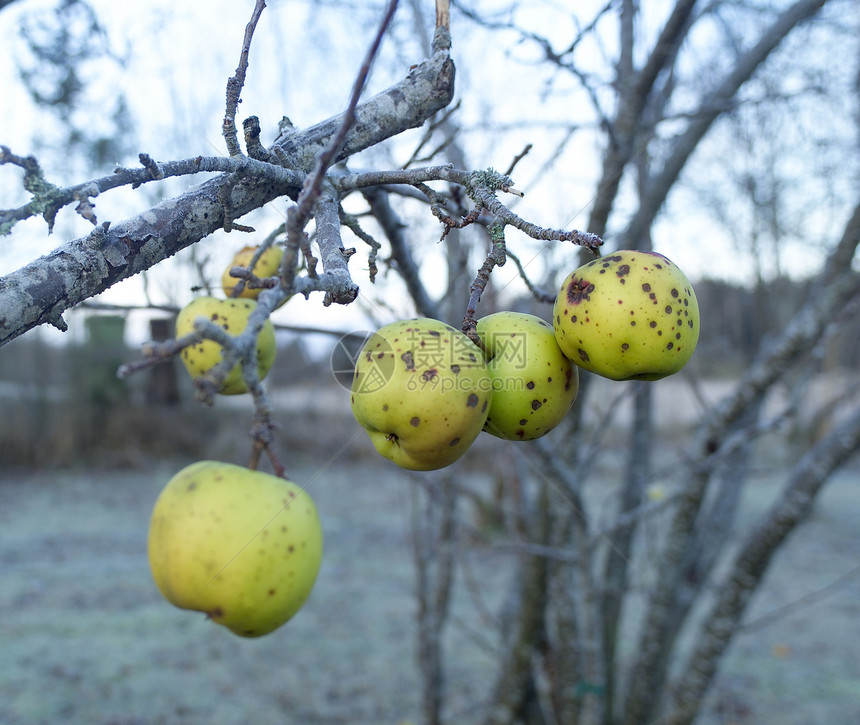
[461,223,507,357]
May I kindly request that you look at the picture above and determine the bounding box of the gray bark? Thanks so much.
[666,402,860,725]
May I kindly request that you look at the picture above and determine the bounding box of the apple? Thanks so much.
[552,250,699,381]
[350,318,492,470]
[221,244,284,299]
[148,460,323,638]
[476,311,579,440]
[175,296,276,395]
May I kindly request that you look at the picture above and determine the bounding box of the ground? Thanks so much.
[1,434,859,724]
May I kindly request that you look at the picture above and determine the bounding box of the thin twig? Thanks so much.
[504,143,533,177]
[290,0,399,232]
[462,222,506,351]
[504,247,556,304]
[401,100,462,168]
[339,205,381,282]
[223,0,267,156]
[225,225,285,297]
[0,152,304,234]
[283,0,399,297]
[739,562,860,633]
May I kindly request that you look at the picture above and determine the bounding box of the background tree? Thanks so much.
[2,1,859,724]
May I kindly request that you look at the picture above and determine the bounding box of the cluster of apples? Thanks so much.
[175,244,285,395]
[351,250,699,471]
[146,248,698,637]
[349,314,579,470]
[149,245,325,639]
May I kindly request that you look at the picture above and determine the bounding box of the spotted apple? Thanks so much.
[350,318,492,470]
[552,250,699,381]
[222,244,284,299]
[148,460,323,638]
[175,296,276,395]
[476,311,579,440]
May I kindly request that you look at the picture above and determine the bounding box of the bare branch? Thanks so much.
[483,479,553,725]
[462,221,506,350]
[0,151,304,235]
[435,0,450,33]
[289,0,399,234]
[362,187,440,318]
[666,404,860,725]
[504,247,556,305]
[588,0,699,238]
[222,0,267,156]
[335,163,463,192]
[622,192,859,725]
[503,143,532,177]
[620,0,830,248]
[0,19,455,347]
[339,206,381,284]
[401,100,462,168]
[313,182,359,306]
[282,0,398,303]
[242,115,274,162]
[470,185,602,252]
[411,474,458,725]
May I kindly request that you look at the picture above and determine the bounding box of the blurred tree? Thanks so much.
[13,0,134,169]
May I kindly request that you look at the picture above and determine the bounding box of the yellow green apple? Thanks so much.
[221,244,284,299]
[148,460,323,638]
[175,296,276,395]
[476,311,579,440]
[350,318,492,470]
[552,250,699,381]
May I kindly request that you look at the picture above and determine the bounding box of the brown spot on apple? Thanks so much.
[566,277,594,305]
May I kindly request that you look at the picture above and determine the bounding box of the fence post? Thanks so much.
[146,317,180,406]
